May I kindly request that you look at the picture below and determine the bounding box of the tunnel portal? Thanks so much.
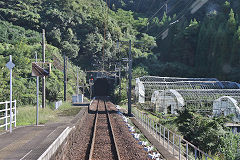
[93,78,110,97]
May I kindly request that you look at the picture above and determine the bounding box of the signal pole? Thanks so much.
[36,53,39,125]
[117,40,143,116]
[166,2,168,14]
[119,61,121,98]
[128,40,132,116]
[76,68,79,102]
[64,55,67,101]
[42,29,46,108]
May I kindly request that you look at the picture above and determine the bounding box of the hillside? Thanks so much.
[111,0,240,81]
[0,18,85,105]
[1,0,240,104]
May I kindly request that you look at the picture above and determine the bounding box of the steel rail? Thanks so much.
[88,99,99,160]
[104,101,121,160]
[88,99,120,160]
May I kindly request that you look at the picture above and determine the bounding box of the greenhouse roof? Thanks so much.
[158,89,240,101]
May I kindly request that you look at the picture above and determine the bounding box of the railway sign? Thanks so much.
[6,59,15,70]
[32,62,51,77]
[6,55,15,133]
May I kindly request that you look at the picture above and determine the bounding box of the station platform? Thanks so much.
[0,107,87,160]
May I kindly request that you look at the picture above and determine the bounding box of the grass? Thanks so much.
[16,102,81,126]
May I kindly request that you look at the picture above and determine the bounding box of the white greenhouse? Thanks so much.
[135,76,240,103]
[153,89,240,115]
[213,96,240,122]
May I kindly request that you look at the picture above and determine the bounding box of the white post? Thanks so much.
[10,70,12,132]
[173,134,175,155]
[168,130,170,150]
[155,123,157,138]
[77,68,79,102]
[9,55,13,133]
[163,127,165,146]
[159,124,161,142]
[179,136,181,160]
[5,102,7,130]
[14,100,16,127]
[6,55,15,133]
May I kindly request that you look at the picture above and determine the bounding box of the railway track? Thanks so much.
[88,98,121,160]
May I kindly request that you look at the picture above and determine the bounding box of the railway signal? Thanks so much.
[89,74,94,84]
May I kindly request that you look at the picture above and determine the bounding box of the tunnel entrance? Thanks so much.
[93,78,110,97]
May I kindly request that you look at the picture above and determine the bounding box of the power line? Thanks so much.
[138,0,185,33]
[0,14,9,28]
[146,0,189,32]
[138,1,167,32]
[155,0,195,40]
[102,0,110,71]
[136,0,143,12]
[148,2,166,23]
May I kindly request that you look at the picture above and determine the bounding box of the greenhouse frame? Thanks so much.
[135,76,240,103]
[152,89,240,120]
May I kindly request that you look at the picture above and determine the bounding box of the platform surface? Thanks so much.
[0,107,87,160]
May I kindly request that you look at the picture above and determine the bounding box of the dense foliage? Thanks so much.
[0,0,156,105]
[0,0,239,158]
[0,20,84,105]
[2,0,240,104]
[110,0,240,82]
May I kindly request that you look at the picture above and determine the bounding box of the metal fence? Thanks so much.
[0,100,17,131]
[133,108,214,160]
[55,100,63,110]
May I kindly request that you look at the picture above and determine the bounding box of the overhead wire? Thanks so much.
[155,0,195,40]
[146,0,189,32]
[138,0,185,33]
[138,1,167,32]
[147,0,157,13]
[0,14,11,39]
[102,0,110,71]
[136,0,143,12]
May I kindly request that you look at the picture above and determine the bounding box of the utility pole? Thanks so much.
[128,40,132,116]
[42,29,46,108]
[117,40,143,116]
[119,61,121,98]
[76,68,79,102]
[36,53,39,125]
[64,55,67,101]
[165,1,168,14]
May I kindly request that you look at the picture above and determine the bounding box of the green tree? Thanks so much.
[227,9,236,33]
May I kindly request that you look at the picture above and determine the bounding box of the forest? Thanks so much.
[0,0,240,158]
[0,0,240,110]
[0,0,240,104]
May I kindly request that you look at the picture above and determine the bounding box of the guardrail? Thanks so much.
[133,108,214,160]
[0,100,17,131]
[55,101,63,110]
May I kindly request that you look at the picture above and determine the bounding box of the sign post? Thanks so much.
[6,55,15,133]
[35,53,39,125]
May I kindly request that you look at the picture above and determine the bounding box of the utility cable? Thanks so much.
[138,0,184,33]
[146,0,189,32]
[138,1,167,32]
[136,0,143,12]
[102,0,110,71]
[155,0,195,40]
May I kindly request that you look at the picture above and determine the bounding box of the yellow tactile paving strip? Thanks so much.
[0,130,40,159]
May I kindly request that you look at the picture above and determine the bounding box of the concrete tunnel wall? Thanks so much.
[93,78,111,97]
